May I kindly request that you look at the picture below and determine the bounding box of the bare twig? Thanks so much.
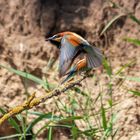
[0,75,87,125]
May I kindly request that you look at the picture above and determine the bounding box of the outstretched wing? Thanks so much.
[86,45,103,68]
[59,35,81,77]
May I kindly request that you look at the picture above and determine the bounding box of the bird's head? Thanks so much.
[46,32,73,44]
[46,31,80,48]
[46,33,61,42]
[46,32,67,47]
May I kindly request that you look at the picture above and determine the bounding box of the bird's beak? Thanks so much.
[46,37,54,41]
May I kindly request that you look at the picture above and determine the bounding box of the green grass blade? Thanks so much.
[129,90,140,96]
[103,59,112,77]
[0,64,48,90]
[115,60,136,75]
[49,124,72,128]
[108,99,113,107]
[0,134,31,140]
[48,127,53,140]
[28,111,62,120]
[125,76,140,82]
[81,128,98,137]
[26,113,60,133]
[26,113,78,133]
[71,126,79,139]
[26,115,47,133]
[73,87,88,96]
[30,115,83,138]
[35,123,71,138]
[34,122,51,138]
[129,15,140,25]
[124,38,140,46]
[102,114,117,139]
[28,111,45,116]
[60,116,83,122]
[116,76,140,82]
[100,14,125,36]
[101,105,107,131]
[0,107,5,114]
[8,118,22,134]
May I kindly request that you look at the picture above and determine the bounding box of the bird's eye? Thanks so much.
[53,35,57,38]
[53,34,60,39]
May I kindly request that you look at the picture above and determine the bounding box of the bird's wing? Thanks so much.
[59,35,81,77]
[86,45,103,68]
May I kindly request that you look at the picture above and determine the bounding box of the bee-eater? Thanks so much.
[46,31,103,82]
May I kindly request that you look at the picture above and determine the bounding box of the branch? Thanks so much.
[0,75,87,125]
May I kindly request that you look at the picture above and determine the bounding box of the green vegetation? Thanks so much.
[0,55,139,140]
[0,1,140,140]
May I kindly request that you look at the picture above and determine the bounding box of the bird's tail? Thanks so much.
[87,46,103,68]
[61,69,76,84]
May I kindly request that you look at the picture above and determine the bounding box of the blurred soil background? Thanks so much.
[0,0,140,139]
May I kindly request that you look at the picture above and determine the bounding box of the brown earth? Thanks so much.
[0,0,140,139]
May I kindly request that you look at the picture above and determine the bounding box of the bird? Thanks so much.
[46,31,103,83]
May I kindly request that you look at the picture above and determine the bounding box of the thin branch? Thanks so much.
[0,75,87,125]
